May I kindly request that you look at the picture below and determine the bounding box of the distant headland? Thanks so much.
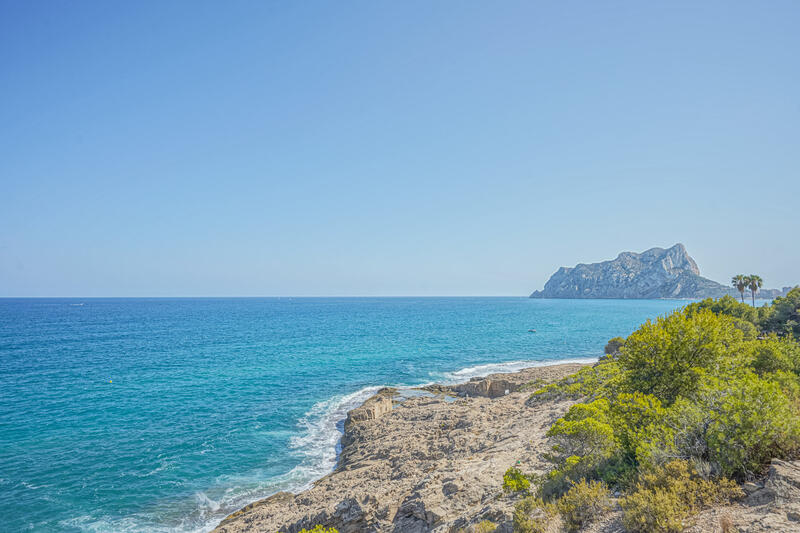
[530,243,792,299]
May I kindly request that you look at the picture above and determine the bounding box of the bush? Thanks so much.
[608,392,666,458]
[763,287,800,337]
[604,337,626,356]
[473,520,496,533]
[704,374,800,478]
[298,527,338,533]
[637,373,800,479]
[503,467,531,493]
[619,309,743,404]
[555,479,612,532]
[458,520,497,533]
[620,460,742,533]
[532,361,621,402]
[544,399,619,495]
[747,335,800,376]
[512,496,556,533]
[685,295,764,327]
[765,370,800,403]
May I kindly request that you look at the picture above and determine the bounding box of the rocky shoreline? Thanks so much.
[212,362,800,533]
[212,363,586,533]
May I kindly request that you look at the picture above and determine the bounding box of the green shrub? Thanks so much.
[503,467,532,493]
[298,527,338,533]
[555,479,612,532]
[765,370,800,403]
[685,295,764,328]
[604,336,626,356]
[619,309,743,404]
[636,373,800,479]
[763,287,800,337]
[472,520,496,533]
[608,392,666,458]
[531,361,621,402]
[620,460,742,533]
[704,374,800,478]
[512,495,556,533]
[747,335,800,376]
[544,399,620,495]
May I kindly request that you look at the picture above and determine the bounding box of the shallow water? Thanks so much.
[0,297,687,532]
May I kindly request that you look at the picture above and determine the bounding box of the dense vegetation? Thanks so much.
[510,288,800,532]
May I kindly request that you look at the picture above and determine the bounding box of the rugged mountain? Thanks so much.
[530,244,738,299]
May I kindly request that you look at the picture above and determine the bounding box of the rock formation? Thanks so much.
[214,363,800,532]
[530,244,737,299]
[212,364,586,533]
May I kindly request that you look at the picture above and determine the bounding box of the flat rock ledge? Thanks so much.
[213,363,585,533]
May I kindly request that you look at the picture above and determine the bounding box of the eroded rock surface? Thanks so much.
[213,364,585,533]
[686,459,800,533]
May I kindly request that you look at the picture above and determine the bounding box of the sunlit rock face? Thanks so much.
[530,243,736,299]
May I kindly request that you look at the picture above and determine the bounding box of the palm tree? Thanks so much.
[747,274,763,306]
[731,275,747,303]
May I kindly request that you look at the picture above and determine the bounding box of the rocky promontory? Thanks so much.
[214,362,800,532]
[530,244,737,299]
[213,363,585,533]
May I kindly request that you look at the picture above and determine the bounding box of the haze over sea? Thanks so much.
[1,297,688,532]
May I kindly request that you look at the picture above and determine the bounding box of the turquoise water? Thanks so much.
[0,297,687,532]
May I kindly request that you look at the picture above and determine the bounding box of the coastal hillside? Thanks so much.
[530,244,736,299]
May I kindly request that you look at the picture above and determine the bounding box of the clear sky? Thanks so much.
[1,1,798,297]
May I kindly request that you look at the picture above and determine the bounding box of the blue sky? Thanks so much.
[1,1,798,296]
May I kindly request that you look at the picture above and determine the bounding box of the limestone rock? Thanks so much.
[212,364,586,533]
[530,243,738,299]
[345,388,395,425]
[687,459,800,533]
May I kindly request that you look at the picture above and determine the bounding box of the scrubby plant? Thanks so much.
[512,299,800,533]
[555,479,612,532]
[531,360,621,402]
[704,374,800,478]
[608,392,666,458]
[685,295,764,327]
[644,373,800,479]
[512,495,557,533]
[604,336,626,356]
[503,466,531,494]
[472,520,497,533]
[620,460,742,533]
[544,399,619,495]
[746,335,800,376]
[619,309,744,404]
[298,527,338,533]
[764,287,800,337]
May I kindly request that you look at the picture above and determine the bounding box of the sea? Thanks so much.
[0,297,688,532]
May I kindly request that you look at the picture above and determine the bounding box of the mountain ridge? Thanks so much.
[530,244,739,299]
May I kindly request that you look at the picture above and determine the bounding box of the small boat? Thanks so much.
[528,329,536,333]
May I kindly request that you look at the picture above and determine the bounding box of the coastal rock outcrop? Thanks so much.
[686,459,800,532]
[530,243,737,299]
[214,364,800,533]
[451,377,517,399]
[345,388,395,425]
[213,364,586,533]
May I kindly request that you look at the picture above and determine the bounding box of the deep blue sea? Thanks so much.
[0,297,688,532]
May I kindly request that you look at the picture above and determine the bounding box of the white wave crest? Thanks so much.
[285,385,383,491]
[440,357,598,383]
